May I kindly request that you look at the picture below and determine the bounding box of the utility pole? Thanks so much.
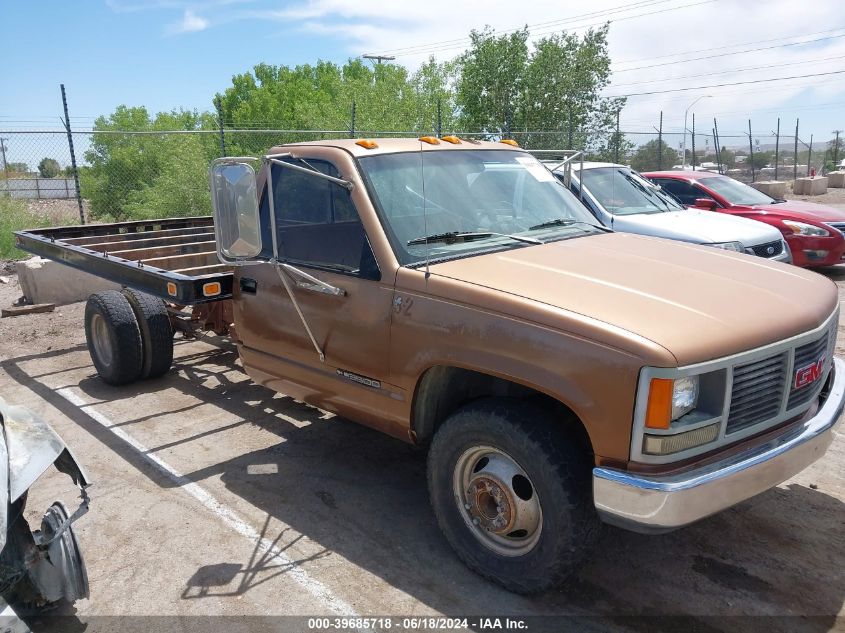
[833,130,843,167]
[60,84,86,225]
[362,54,395,65]
[0,138,8,175]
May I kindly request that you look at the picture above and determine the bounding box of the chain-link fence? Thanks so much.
[1,120,843,229]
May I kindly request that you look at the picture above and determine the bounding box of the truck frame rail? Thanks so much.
[15,216,232,304]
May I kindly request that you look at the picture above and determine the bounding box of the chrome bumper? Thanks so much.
[593,357,845,533]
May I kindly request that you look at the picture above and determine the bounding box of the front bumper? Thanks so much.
[593,357,845,533]
[786,234,845,267]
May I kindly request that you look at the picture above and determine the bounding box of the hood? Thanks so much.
[744,199,845,223]
[612,209,783,246]
[428,232,836,366]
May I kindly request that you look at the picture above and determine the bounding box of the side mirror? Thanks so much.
[209,158,262,263]
[694,197,717,210]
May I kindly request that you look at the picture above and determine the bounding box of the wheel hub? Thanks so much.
[466,476,514,533]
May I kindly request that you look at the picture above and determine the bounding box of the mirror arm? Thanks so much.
[273,262,326,363]
[266,157,354,191]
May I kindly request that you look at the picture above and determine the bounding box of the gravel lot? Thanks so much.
[0,265,843,633]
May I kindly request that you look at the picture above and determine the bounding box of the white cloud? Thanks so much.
[167,8,210,34]
[247,0,845,139]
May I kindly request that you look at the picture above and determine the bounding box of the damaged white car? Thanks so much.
[0,398,90,631]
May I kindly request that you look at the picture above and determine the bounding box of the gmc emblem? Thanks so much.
[794,357,825,389]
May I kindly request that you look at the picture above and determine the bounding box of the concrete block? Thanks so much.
[16,257,120,306]
[794,177,828,196]
[828,171,845,188]
[750,181,787,199]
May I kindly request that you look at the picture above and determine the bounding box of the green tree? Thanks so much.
[37,158,60,178]
[455,24,625,154]
[630,139,675,172]
[82,105,216,220]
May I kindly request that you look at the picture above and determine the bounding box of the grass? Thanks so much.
[0,197,70,260]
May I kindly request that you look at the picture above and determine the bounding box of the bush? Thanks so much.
[38,158,61,178]
[0,198,64,259]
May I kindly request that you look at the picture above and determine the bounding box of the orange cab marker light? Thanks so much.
[645,378,673,430]
[355,139,378,149]
[166,282,178,297]
[500,139,519,147]
[419,136,440,145]
[441,135,461,144]
[203,281,222,297]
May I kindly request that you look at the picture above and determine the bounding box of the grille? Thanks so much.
[787,333,830,410]
[727,352,788,434]
[749,240,784,258]
[826,222,845,234]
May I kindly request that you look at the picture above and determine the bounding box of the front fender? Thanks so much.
[0,398,90,503]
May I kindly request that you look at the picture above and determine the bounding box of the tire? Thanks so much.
[84,291,143,386]
[427,398,599,594]
[121,288,174,379]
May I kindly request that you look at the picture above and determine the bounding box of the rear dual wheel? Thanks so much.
[84,289,173,385]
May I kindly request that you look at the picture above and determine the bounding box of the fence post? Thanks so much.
[60,84,85,224]
[794,119,799,180]
[214,96,226,157]
[350,102,356,139]
[35,177,40,199]
[808,134,814,173]
[691,113,696,171]
[436,99,442,138]
[657,111,663,170]
[748,120,755,182]
[774,117,780,181]
[614,108,620,164]
[567,106,573,150]
[834,130,842,168]
[713,117,722,173]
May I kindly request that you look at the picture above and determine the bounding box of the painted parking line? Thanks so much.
[55,387,358,618]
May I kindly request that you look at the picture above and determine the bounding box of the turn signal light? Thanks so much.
[166,282,178,297]
[202,281,222,297]
[355,139,379,149]
[645,378,673,430]
[419,136,440,145]
[500,139,519,147]
[441,135,461,144]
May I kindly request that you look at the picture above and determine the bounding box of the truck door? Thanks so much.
[233,156,399,431]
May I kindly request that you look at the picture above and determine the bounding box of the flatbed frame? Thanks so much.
[15,217,232,305]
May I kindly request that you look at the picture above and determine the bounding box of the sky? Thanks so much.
[2,0,845,155]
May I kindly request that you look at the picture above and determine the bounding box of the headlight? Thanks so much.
[782,220,829,237]
[707,241,744,252]
[644,376,699,430]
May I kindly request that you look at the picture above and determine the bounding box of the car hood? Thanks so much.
[611,209,783,245]
[428,232,836,366]
[743,199,845,223]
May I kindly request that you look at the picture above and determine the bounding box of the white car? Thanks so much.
[548,161,792,263]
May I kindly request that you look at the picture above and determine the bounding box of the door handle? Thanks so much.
[279,263,346,296]
[240,277,258,294]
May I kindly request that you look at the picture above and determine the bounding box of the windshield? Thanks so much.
[579,167,685,215]
[358,149,603,265]
[702,175,775,205]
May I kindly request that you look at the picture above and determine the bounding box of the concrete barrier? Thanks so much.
[750,181,787,198]
[794,177,828,196]
[828,172,845,188]
[16,257,121,306]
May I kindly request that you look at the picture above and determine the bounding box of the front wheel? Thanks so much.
[427,399,599,594]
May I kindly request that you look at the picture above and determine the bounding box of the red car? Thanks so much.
[644,170,845,268]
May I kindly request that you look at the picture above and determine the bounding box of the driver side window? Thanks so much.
[268,160,380,280]
[655,179,702,206]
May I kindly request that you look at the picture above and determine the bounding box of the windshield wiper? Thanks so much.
[528,218,611,232]
[407,231,541,246]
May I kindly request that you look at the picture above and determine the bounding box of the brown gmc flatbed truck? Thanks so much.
[15,138,845,593]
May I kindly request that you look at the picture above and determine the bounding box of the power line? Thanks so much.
[610,53,845,88]
[372,0,715,57]
[613,31,845,73]
[373,0,675,56]
[608,69,845,97]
